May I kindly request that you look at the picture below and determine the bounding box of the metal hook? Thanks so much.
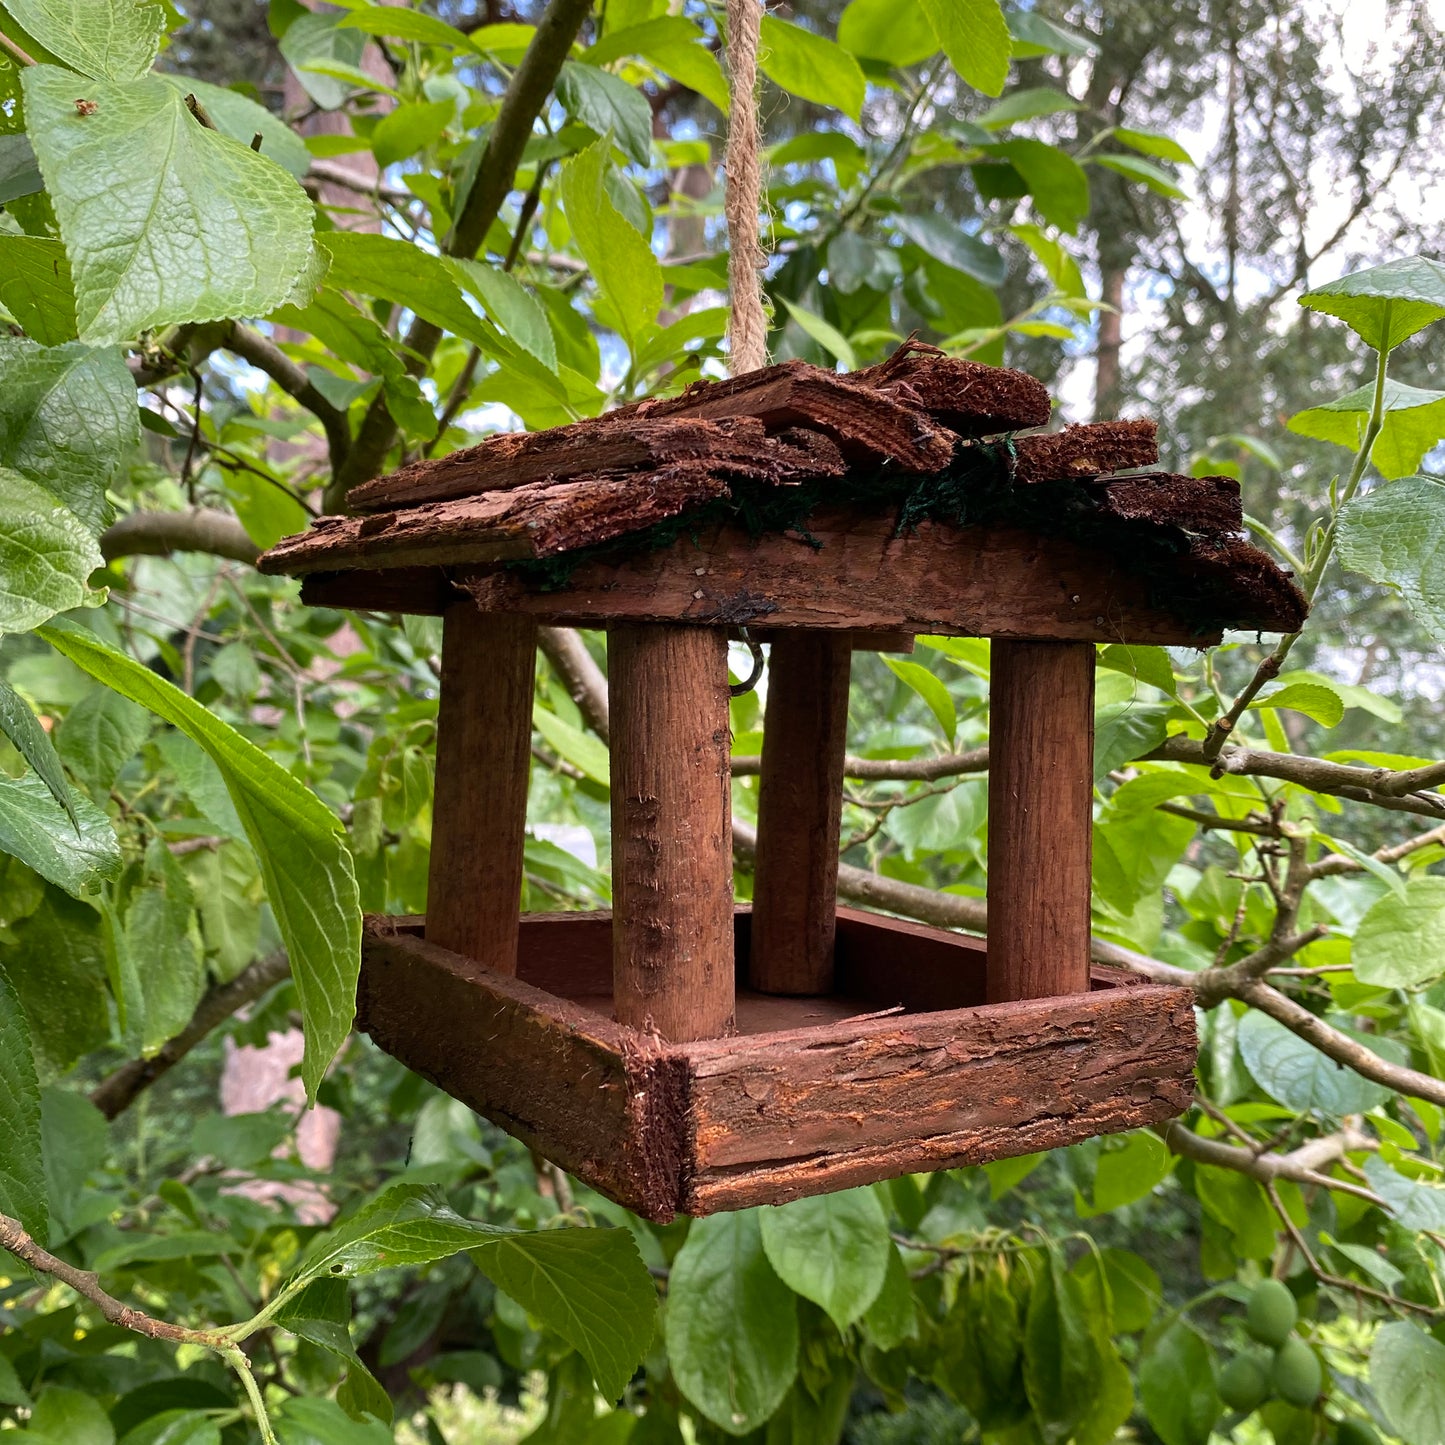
[729,628,765,697]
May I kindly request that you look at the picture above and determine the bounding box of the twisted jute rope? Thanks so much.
[723,0,768,375]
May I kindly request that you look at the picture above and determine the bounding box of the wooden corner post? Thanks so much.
[986,639,1095,1003]
[750,631,852,994]
[426,602,537,971]
[609,624,735,1040]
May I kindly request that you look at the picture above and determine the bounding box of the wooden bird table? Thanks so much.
[262,348,1305,1219]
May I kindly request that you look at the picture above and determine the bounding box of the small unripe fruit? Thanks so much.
[1335,1419,1382,1445]
[1246,1279,1298,1347]
[1219,1351,1273,1413]
[1273,1337,1323,1407]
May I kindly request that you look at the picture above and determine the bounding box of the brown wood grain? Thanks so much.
[361,911,1197,1217]
[609,624,735,1040]
[678,984,1197,1212]
[347,415,848,511]
[749,632,852,994]
[358,924,687,1220]
[424,604,536,970]
[460,513,1236,643]
[986,639,1095,1002]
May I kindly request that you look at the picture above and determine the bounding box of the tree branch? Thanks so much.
[91,951,290,1120]
[224,322,352,470]
[538,625,610,742]
[329,0,597,507]
[1161,1119,1380,1201]
[100,510,261,567]
[0,1213,277,1439]
[1151,734,1445,820]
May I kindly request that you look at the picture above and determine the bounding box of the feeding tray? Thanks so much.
[262,344,1306,1219]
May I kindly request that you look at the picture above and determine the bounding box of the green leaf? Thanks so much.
[318,234,572,406]
[271,289,438,443]
[1237,1009,1396,1113]
[582,13,688,64]
[1248,681,1344,727]
[1010,220,1085,297]
[1093,152,1186,199]
[370,98,454,169]
[560,136,662,358]
[557,61,653,167]
[0,1351,30,1409]
[470,1227,657,1403]
[1299,256,1445,351]
[1097,643,1176,697]
[1022,1251,1102,1441]
[1336,475,1445,642]
[885,657,957,743]
[4,887,111,1071]
[758,16,865,122]
[124,850,204,1056]
[186,843,262,983]
[1092,1248,1161,1333]
[920,0,1011,96]
[159,75,311,179]
[28,1385,113,1445]
[0,236,77,344]
[0,960,47,1241]
[1363,1157,1445,1232]
[1353,876,1445,989]
[0,338,137,533]
[780,297,856,371]
[891,212,1006,287]
[859,1243,918,1350]
[1093,701,1171,781]
[1,0,164,80]
[838,0,939,66]
[278,9,367,111]
[0,467,104,632]
[759,1187,891,1330]
[23,66,319,345]
[665,1209,799,1435]
[1289,380,1445,480]
[288,1182,655,1402]
[533,703,610,785]
[644,36,730,113]
[0,771,120,896]
[1079,1130,1171,1215]
[984,138,1090,233]
[1007,9,1093,57]
[338,4,474,51]
[192,1108,290,1170]
[978,86,1079,129]
[1138,1322,1219,1445]
[277,1396,393,1445]
[450,260,558,372]
[57,685,150,797]
[39,619,360,1101]
[119,1410,222,1445]
[40,1085,105,1229]
[1112,126,1194,164]
[0,133,42,203]
[0,675,76,828]
[1372,1322,1445,1445]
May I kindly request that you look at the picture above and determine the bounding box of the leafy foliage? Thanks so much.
[0,0,1443,1441]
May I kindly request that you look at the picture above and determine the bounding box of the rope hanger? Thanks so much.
[723,0,768,376]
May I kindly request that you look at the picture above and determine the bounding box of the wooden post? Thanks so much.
[986,639,1095,1003]
[609,624,735,1040]
[749,632,852,994]
[425,602,537,971]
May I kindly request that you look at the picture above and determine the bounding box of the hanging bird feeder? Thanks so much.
[260,344,1306,1219]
